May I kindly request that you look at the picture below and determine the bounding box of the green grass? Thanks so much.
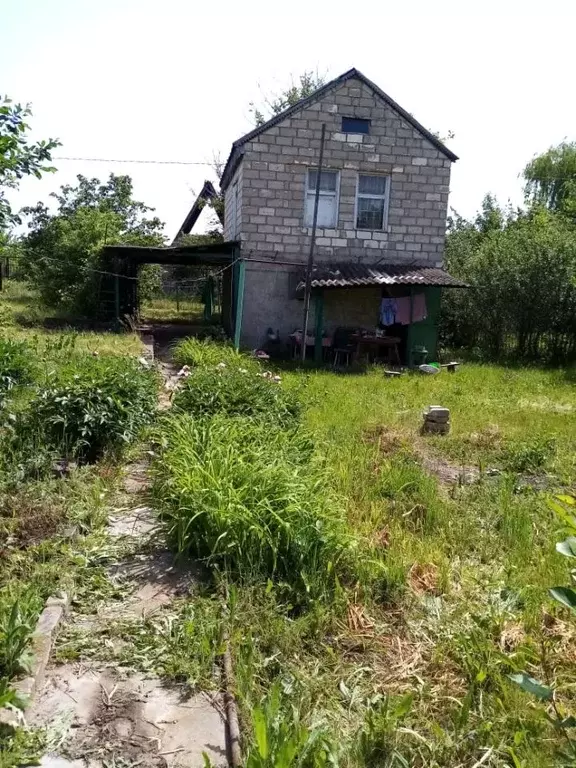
[140,295,213,323]
[152,414,361,602]
[0,280,143,356]
[151,345,576,766]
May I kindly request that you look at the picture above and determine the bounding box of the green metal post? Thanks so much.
[233,258,246,351]
[314,290,324,364]
[407,286,415,368]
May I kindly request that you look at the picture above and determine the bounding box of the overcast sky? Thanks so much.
[3,0,575,239]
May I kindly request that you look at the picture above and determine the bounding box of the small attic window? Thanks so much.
[342,117,370,134]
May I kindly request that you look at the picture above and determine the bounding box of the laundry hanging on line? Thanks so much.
[381,294,428,326]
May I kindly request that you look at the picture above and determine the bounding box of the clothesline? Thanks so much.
[380,293,427,326]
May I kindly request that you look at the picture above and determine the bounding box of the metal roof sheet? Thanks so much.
[295,263,469,291]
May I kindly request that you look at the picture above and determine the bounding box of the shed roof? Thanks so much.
[295,263,468,292]
[103,242,238,267]
[172,180,222,245]
[221,68,458,189]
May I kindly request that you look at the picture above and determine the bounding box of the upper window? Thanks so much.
[342,117,370,134]
[304,170,339,228]
[356,175,389,230]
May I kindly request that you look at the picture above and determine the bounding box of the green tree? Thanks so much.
[20,174,165,314]
[249,70,326,126]
[524,142,576,217]
[0,96,59,230]
[441,201,576,360]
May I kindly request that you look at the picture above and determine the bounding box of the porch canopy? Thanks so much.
[294,262,468,364]
[100,242,240,335]
[294,262,468,292]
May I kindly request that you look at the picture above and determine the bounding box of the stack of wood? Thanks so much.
[422,406,450,435]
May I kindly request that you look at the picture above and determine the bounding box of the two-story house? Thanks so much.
[217,67,465,362]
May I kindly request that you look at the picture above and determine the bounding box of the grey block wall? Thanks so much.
[225,75,453,348]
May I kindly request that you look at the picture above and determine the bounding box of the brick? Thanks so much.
[258,207,275,216]
[331,238,347,246]
[412,157,427,166]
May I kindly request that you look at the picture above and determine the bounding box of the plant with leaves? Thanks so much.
[524,142,576,218]
[509,493,576,764]
[0,96,59,230]
[19,174,165,313]
[244,682,338,767]
[441,200,576,361]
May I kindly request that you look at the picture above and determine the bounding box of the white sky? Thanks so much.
[3,0,575,240]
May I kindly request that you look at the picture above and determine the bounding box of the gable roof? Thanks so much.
[172,180,223,245]
[220,68,458,189]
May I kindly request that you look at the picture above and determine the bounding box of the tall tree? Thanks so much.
[524,142,576,217]
[249,71,326,126]
[20,174,165,313]
[0,96,59,230]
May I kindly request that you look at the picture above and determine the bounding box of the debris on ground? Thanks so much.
[422,406,450,435]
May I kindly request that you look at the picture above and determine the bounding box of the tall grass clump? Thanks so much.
[0,339,35,393]
[172,337,256,370]
[152,414,358,601]
[173,366,301,425]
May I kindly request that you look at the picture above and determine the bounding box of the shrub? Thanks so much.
[172,337,253,370]
[152,414,357,601]
[0,340,34,393]
[501,436,556,473]
[25,354,158,463]
[173,366,301,426]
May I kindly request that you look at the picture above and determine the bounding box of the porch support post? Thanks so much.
[233,256,245,351]
[314,290,324,364]
[407,285,415,368]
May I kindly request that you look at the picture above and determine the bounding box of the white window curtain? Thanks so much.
[305,170,339,227]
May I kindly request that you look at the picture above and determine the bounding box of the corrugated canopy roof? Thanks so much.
[295,263,468,292]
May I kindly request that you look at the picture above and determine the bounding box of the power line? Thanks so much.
[55,156,214,166]
[6,249,240,284]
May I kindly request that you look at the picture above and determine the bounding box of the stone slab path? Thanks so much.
[30,351,229,768]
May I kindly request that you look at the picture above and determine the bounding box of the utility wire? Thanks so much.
[5,250,240,283]
[55,156,214,166]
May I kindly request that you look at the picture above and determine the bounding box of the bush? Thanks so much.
[152,414,357,601]
[173,366,301,426]
[172,337,253,370]
[501,437,556,473]
[0,340,34,393]
[25,354,158,463]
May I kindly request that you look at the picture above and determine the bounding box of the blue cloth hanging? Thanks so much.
[380,298,397,326]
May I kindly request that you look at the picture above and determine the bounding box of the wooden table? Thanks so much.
[350,334,401,365]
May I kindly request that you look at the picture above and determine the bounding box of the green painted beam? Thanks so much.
[233,258,245,351]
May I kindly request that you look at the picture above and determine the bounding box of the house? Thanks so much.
[218,67,466,363]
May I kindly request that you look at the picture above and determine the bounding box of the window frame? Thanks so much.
[342,117,371,135]
[304,169,340,228]
[354,174,390,232]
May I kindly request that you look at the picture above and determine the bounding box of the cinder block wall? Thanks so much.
[226,75,453,347]
[228,75,451,265]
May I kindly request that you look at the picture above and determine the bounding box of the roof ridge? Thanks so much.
[220,68,457,189]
